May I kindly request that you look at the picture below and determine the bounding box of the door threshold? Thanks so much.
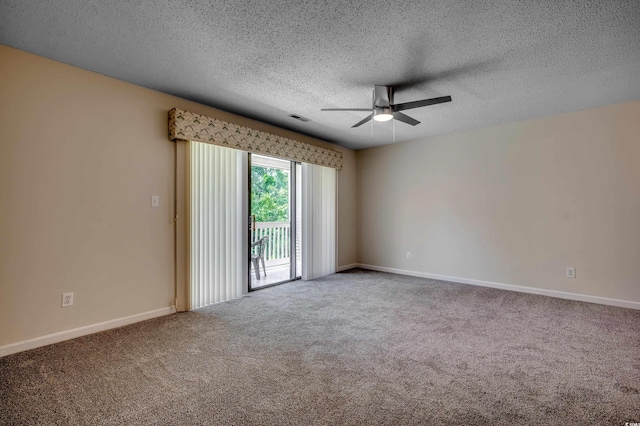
[249,277,301,292]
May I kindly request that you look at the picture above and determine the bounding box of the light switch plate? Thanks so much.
[151,195,159,207]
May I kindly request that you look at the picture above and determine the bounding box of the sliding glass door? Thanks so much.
[249,154,301,290]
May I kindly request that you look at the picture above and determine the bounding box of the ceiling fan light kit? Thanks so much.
[322,85,452,129]
[373,107,394,122]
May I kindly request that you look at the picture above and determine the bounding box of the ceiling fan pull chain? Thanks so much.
[371,118,374,143]
[393,118,396,144]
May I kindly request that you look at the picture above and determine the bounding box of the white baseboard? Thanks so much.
[337,263,359,272]
[356,263,640,311]
[0,306,176,358]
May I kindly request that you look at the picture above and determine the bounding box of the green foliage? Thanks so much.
[251,166,289,222]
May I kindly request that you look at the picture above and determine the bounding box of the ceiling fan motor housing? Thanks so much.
[372,86,394,121]
[373,85,393,107]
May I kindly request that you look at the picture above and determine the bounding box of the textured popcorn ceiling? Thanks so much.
[1,1,639,149]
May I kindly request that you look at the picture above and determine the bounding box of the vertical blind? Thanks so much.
[190,142,243,308]
[302,163,336,280]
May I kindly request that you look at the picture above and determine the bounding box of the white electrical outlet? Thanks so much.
[62,292,74,307]
[566,267,576,278]
[406,252,413,260]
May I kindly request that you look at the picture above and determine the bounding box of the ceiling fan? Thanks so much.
[322,85,452,128]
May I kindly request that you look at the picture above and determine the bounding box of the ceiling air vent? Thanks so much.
[289,114,310,122]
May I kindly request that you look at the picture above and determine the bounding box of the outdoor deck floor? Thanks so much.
[250,261,299,289]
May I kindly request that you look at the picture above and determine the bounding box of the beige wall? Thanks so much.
[3,40,636,350]
[357,101,640,303]
[0,45,357,347]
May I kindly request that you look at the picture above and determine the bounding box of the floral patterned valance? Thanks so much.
[169,108,343,170]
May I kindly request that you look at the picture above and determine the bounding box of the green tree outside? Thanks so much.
[251,166,289,222]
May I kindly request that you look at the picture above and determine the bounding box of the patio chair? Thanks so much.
[251,236,269,280]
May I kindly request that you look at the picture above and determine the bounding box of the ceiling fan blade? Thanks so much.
[393,112,420,126]
[321,108,372,111]
[352,114,374,128]
[393,96,452,112]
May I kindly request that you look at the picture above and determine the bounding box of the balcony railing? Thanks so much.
[254,221,290,261]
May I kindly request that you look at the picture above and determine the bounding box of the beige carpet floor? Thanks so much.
[1,269,639,425]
